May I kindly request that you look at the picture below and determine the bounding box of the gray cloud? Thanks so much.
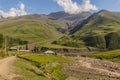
[56,0,98,14]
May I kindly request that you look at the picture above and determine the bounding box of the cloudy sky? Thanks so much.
[0,0,120,18]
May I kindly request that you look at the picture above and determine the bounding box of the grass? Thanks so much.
[7,51,32,56]
[74,11,120,38]
[20,54,70,63]
[40,43,97,50]
[0,56,3,59]
[14,59,48,80]
[49,64,66,80]
[41,44,84,49]
[14,54,71,80]
[82,50,120,62]
[0,17,63,42]
[0,49,9,58]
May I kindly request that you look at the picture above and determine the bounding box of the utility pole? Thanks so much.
[18,40,20,54]
[4,35,7,56]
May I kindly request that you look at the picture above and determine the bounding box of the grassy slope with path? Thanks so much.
[0,49,119,80]
[14,54,71,80]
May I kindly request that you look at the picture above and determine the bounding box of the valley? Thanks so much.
[0,52,119,80]
[0,9,120,80]
[0,0,120,80]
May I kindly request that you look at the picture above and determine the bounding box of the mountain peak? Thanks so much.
[48,11,91,21]
[97,10,110,15]
[99,9,109,12]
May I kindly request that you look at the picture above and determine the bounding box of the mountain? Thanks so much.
[1,10,120,50]
[0,11,92,46]
[71,10,120,49]
[54,10,120,50]
[48,11,91,22]
[48,11,91,30]
[71,10,120,36]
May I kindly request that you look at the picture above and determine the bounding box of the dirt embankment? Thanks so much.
[64,57,120,80]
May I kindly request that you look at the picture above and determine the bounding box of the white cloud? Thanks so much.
[20,3,25,10]
[56,0,98,14]
[0,3,27,18]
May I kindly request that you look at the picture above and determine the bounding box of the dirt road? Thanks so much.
[0,56,17,80]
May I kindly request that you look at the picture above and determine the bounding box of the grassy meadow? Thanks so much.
[82,50,120,62]
[0,48,119,80]
[20,55,70,63]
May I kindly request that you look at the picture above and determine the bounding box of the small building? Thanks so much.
[18,50,30,52]
[9,47,18,51]
[44,50,55,54]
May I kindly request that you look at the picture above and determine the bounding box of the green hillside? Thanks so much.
[82,50,120,62]
[54,10,120,50]
[0,13,92,49]
[73,10,120,37]
[1,10,120,50]
[0,14,64,42]
[0,13,89,41]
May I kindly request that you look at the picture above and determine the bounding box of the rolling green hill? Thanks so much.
[1,10,120,50]
[72,10,120,36]
[0,12,91,48]
[72,10,120,49]
[0,14,64,42]
[0,12,90,41]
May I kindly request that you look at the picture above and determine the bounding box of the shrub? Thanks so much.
[84,35,106,49]
[62,40,83,48]
[105,32,120,50]
[53,35,84,48]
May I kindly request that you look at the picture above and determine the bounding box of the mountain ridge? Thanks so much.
[53,10,120,50]
[71,10,120,35]
[48,11,91,21]
[0,11,91,43]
